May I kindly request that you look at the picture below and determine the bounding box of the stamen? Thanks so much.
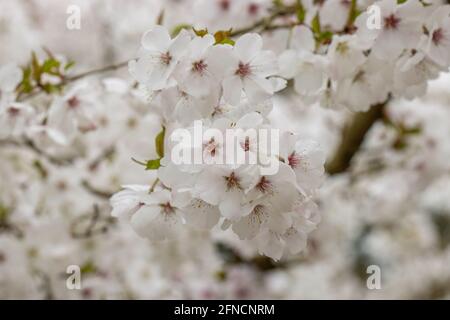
[288,152,301,169]
[248,3,259,15]
[67,96,80,109]
[219,0,230,11]
[160,52,172,65]
[235,62,252,78]
[224,171,242,190]
[7,106,20,117]
[160,202,175,214]
[192,60,208,74]
[384,14,400,30]
[432,28,444,46]
[256,176,273,194]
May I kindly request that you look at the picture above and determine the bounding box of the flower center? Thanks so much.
[288,152,301,169]
[224,172,242,190]
[204,138,218,157]
[384,14,400,30]
[432,28,444,46]
[192,60,208,74]
[67,96,80,109]
[256,176,273,194]
[7,106,20,117]
[219,0,230,11]
[235,62,252,78]
[160,202,175,215]
[160,52,172,65]
[248,3,259,16]
[241,136,251,152]
[251,205,267,221]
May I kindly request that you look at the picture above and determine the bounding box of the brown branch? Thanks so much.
[229,5,297,37]
[0,138,77,166]
[18,60,129,102]
[326,102,387,175]
[63,60,129,83]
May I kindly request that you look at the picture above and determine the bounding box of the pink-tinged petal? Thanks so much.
[291,25,315,52]
[131,205,181,241]
[278,50,298,79]
[206,44,237,78]
[189,34,215,60]
[234,33,263,63]
[183,199,220,229]
[194,169,227,205]
[219,189,243,220]
[169,30,191,59]
[223,75,243,105]
[243,77,272,104]
[256,230,284,261]
[141,25,171,52]
[293,63,326,96]
[283,228,307,254]
[232,204,269,240]
[251,50,278,77]
[181,71,211,97]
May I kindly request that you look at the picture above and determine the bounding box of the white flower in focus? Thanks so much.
[393,49,443,99]
[110,185,152,220]
[280,133,326,193]
[130,190,184,241]
[327,35,367,81]
[278,26,328,104]
[231,182,297,240]
[129,26,190,91]
[355,0,424,60]
[420,5,450,67]
[194,165,258,220]
[218,33,279,105]
[320,0,352,31]
[175,34,219,98]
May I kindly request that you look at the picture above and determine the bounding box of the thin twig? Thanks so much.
[230,5,297,37]
[64,60,129,83]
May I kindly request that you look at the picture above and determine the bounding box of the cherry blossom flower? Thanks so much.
[420,5,450,67]
[130,190,184,241]
[219,33,280,105]
[129,26,190,91]
[355,0,424,60]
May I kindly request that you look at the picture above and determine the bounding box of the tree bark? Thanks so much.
[325,103,386,175]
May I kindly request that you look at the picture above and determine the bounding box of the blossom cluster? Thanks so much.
[112,26,325,260]
[278,0,450,111]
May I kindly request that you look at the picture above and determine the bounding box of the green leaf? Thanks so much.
[316,31,333,44]
[171,24,192,37]
[311,14,321,35]
[155,126,165,158]
[41,58,60,74]
[64,61,76,71]
[193,28,209,37]
[214,30,235,45]
[31,51,42,82]
[80,261,97,274]
[296,1,305,23]
[145,158,161,170]
[0,204,9,223]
